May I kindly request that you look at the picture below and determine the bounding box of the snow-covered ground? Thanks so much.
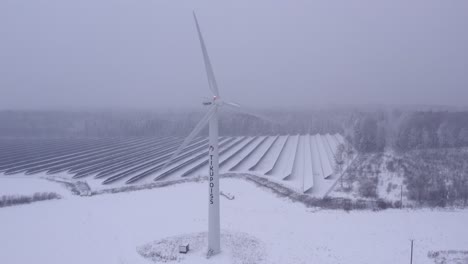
[0,177,466,264]
[0,175,72,198]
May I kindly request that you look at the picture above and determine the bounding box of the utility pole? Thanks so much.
[410,239,414,264]
[400,185,403,209]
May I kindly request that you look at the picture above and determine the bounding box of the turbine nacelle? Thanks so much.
[202,96,220,106]
[202,96,239,109]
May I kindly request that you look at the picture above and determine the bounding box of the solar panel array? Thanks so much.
[0,134,346,193]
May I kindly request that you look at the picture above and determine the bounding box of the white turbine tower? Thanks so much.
[162,12,264,255]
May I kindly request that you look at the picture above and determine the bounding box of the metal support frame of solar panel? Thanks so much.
[6,138,151,175]
[88,139,198,179]
[104,137,210,184]
[45,137,174,175]
[302,134,315,193]
[0,137,120,163]
[0,138,114,171]
[309,134,323,181]
[265,135,291,175]
[123,137,219,184]
[8,138,144,175]
[71,137,181,178]
[181,136,247,177]
[283,135,301,180]
[153,137,236,181]
[68,137,177,173]
[229,136,269,171]
[311,135,329,179]
[0,138,69,160]
[42,138,159,175]
[320,135,336,171]
[1,138,141,174]
[218,136,258,169]
[249,135,280,171]
[0,138,120,169]
[0,138,89,159]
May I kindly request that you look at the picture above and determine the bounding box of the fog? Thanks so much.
[1,0,467,110]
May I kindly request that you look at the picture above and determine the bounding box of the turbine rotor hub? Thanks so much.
[202,96,223,106]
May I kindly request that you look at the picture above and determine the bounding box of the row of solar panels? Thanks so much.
[0,134,345,192]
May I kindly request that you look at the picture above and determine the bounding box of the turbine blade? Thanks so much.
[224,101,241,108]
[160,105,216,171]
[224,102,279,125]
[193,11,220,97]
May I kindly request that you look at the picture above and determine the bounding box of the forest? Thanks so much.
[2,108,468,153]
[0,109,347,138]
[346,110,468,152]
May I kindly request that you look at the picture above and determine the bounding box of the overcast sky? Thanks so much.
[1,0,467,110]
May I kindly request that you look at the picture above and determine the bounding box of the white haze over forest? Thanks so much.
[1,0,468,110]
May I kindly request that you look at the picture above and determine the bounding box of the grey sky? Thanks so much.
[1,0,467,110]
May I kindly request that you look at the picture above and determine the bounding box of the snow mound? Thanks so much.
[138,230,266,264]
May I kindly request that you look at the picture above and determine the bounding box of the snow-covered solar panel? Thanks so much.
[0,134,352,195]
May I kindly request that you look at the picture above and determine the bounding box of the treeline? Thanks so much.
[0,192,61,208]
[0,109,348,138]
[395,112,468,151]
[347,110,468,152]
[345,112,387,153]
[3,109,468,153]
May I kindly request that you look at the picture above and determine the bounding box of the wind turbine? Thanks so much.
[161,12,263,255]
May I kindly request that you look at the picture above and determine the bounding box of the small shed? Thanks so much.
[179,243,190,254]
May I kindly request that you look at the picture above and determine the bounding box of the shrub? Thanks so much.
[386,160,396,172]
[343,199,352,211]
[358,177,378,198]
[386,183,393,194]
[0,192,60,208]
[393,200,402,208]
[376,199,390,210]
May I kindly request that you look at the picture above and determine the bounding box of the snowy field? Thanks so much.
[0,176,71,197]
[0,177,466,264]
